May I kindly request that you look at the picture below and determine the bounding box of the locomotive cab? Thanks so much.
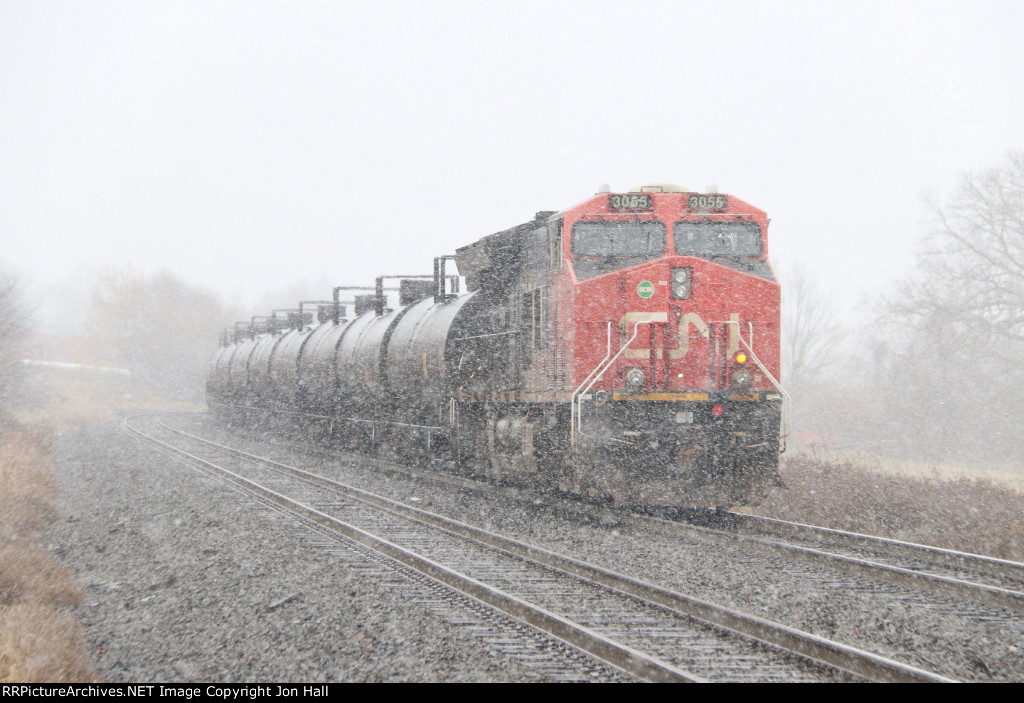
[441,186,784,506]
[554,187,784,505]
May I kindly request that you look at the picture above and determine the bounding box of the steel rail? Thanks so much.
[218,407,1023,616]
[125,415,700,683]
[144,414,954,683]
[725,511,1024,581]
[716,511,1024,611]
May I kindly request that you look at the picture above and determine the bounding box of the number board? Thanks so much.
[609,194,652,210]
[688,194,728,210]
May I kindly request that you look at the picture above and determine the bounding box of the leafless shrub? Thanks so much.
[0,602,96,683]
[756,452,1024,560]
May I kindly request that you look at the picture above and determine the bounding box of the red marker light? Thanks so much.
[711,404,725,417]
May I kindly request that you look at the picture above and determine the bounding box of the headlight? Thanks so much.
[671,267,692,299]
[731,368,752,389]
[625,368,645,390]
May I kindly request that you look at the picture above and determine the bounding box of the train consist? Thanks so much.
[208,185,787,507]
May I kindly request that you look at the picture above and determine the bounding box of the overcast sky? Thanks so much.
[2,0,1022,332]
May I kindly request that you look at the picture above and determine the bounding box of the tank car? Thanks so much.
[208,185,787,507]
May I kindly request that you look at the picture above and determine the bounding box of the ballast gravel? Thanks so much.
[46,415,1024,682]
[45,421,541,682]
[177,414,1024,682]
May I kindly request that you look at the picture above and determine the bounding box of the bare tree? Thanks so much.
[891,153,1024,341]
[881,153,1024,462]
[85,268,231,401]
[780,262,846,391]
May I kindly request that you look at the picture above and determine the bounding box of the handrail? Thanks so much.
[570,323,612,448]
[571,320,656,447]
[724,320,791,450]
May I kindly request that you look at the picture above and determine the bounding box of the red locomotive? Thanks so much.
[209,184,786,507]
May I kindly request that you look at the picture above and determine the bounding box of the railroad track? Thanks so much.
[628,509,1024,674]
[168,411,1024,680]
[126,413,951,682]
[200,412,1024,616]
[716,511,1024,609]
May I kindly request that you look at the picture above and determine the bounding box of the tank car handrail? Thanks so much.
[724,319,791,450]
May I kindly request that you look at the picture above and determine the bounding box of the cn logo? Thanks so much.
[618,312,739,359]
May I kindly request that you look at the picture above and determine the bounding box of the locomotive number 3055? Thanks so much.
[609,194,652,209]
[688,194,728,210]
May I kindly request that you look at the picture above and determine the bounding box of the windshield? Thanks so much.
[673,221,763,258]
[571,221,666,279]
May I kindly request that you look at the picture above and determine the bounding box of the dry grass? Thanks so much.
[0,429,97,682]
[755,452,1024,561]
[14,364,203,435]
[0,431,57,538]
[0,541,83,607]
[856,456,1024,494]
[0,364,203,682]
[0,602,96,683]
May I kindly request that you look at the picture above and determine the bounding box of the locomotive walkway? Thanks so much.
[125,413,953,683]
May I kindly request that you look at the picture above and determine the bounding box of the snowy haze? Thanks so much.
[2,0,1023,331]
